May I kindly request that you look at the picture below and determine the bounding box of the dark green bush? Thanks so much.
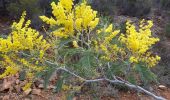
[90,0,116,16]
[6,0,52,29]
[90,0,152,17]
[165,22,170,38]
[7,0,42,18]
[116,0,152,17]
[160,0,170,10]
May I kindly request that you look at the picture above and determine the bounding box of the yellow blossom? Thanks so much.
[22,82,32,91]
[119,20,160,67]
[105,24,113,33]
[73,40,79,48]
[129,56,138,63]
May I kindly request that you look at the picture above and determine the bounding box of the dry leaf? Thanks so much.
[2,77,16,90]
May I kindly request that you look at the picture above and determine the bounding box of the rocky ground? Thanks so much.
[0,74,170,100]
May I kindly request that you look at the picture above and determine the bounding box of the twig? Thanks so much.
[55,67,86,81]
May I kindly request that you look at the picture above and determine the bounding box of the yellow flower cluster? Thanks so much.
[96,24,125,61]
[75,2,99,31]
[73,40,79,48]
[40,0,99,38]
[0,55,19,78]
[119,20,160,67]
[0,66,19,78]
[0,12,50,79]
[22,82,32,91]
[0,12,50,54]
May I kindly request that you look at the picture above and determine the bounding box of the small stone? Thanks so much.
[47,85,55,89]
[32,89,41,95]
[16,79,20,85]
[38,84,44,89]
[158,85,167,90]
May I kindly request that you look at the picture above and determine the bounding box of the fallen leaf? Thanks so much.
[2,78,15,91]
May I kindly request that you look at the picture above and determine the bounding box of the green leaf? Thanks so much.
[19,70,26,81]
[43,67,56,89]
[135,63,157,85]
[127,74,136,84]
[66,92,74,100]
[54,77,64,93]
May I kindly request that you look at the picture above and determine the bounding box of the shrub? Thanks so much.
[6,0,52,29]
[116,0,152,17]
[0,11,50,88]
[0,0,162,98]
[160,0,170,10]
[165,22,170,38]
[90,0,116,16]
[40,0,160,85]
[7,0,42,18]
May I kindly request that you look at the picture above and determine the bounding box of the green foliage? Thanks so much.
[116,0,152,17]
[135,63,157,85]
[54,76,64,92]
[43,66,56,89]
[90,0,152,17]
[160,0,170,10]
[58,47,98,78]
[7,0,42,18]
[165,22,170,38]
[6,0,52,29]
[90,0,116,16]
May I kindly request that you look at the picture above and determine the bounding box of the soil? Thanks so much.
[0,82,170,100]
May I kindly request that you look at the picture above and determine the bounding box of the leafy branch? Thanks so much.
[45,60,166,100]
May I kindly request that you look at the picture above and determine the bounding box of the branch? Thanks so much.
[18,52,166,100]
[55,67,166,100]
[55,67,86,81]
[105,78,166,100]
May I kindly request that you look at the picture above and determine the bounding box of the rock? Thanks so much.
[47,85,55,89]
[158,85,167,90]
[38,84,44,89]
[15,79,20,85]
[32,89,41,95]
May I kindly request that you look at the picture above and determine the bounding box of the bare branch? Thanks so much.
[55,67,166,100]
[55,67,86,81]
